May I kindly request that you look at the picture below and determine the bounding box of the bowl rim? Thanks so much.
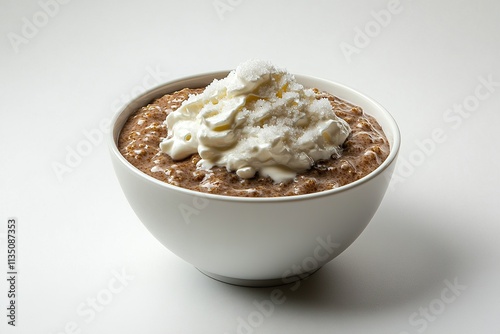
[108,70,401,203]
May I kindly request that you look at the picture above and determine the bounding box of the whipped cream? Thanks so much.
[160,59,351,182]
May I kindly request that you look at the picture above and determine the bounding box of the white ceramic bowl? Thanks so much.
[108,71,400,287]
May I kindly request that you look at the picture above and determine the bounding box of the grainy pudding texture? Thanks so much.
[118,88,390,197]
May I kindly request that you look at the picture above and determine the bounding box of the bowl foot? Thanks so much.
[196,267,322,287]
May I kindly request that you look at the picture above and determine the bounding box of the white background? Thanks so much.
[1,0,499,333]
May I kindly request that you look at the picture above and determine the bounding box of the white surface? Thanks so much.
[1,0,499,333]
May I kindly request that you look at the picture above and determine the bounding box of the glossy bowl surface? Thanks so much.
[108,71,400,286]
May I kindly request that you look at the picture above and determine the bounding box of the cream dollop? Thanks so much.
[159,59,351,182]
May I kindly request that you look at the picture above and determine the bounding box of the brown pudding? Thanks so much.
[118,88,389,197]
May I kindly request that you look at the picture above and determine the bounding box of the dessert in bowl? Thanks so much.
[108,60,400,286]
